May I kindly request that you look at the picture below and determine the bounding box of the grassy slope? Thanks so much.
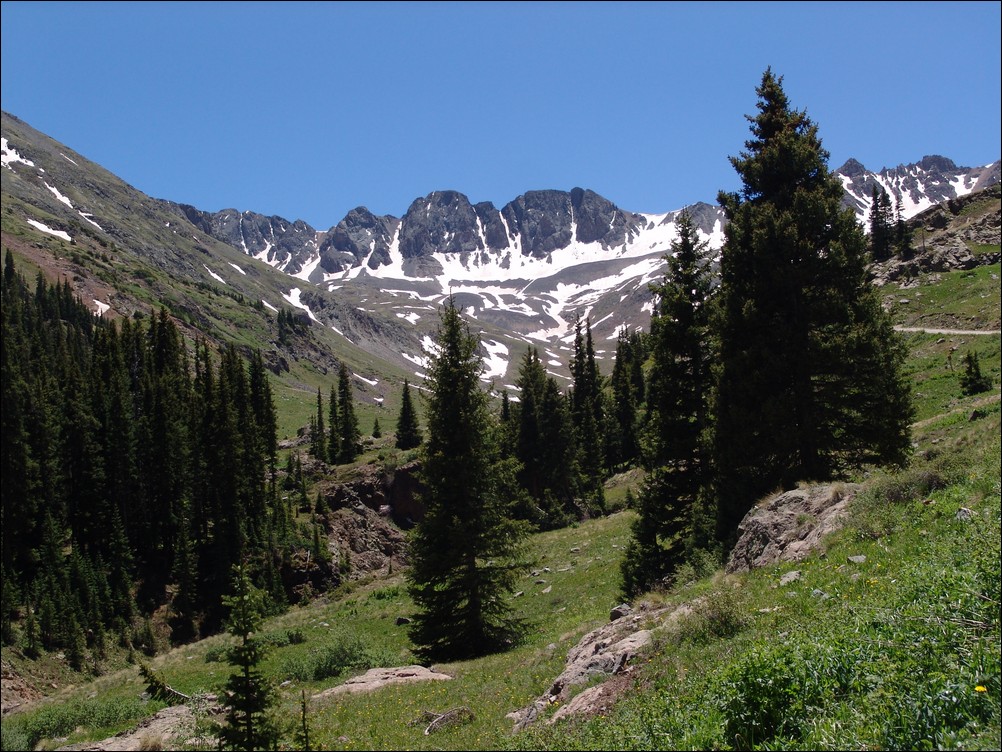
[2,265,999,751]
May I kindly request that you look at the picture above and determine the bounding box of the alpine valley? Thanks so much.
[3,96,1002,752]
[2,109,998,408]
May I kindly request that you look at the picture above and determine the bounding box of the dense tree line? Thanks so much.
[1,252,301,660]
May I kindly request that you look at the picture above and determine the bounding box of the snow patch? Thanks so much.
[229,262,247,275]
[396,311,421,324]
[26,219,71,241]
[292,254,323,282]
[1,138,35,169]
[78,212,103,230]
[481,339,509,381]
[355,374,379,386]
[262,300,279,312]
[282,287,320,323]
[203,265,227,284]
[94,300,110,317]
[44,182,73,208]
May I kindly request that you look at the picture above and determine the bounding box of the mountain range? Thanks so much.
[2,109,999,402]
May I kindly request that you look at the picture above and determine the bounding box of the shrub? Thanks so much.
[720,645,811,746]
[280,630,395,682]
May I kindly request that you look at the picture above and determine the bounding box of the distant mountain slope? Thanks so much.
[0,111,422,403]
[837,154,1000,220]
[3,109,998,390]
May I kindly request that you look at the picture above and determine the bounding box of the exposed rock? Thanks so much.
[55,694,219,751]
[320,206,400,272]
[610,603,633,620]
[324,460,424,527]
[779,570,802,586]
[726,484,859,574]
[312,665,452,699]
[509,601,690,731]
[847,555,867,564]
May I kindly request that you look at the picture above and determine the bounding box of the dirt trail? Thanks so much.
[894,326,1001,335]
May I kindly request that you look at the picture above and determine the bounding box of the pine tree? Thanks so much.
[622,209,715,598]
[327,384,341,464]
[217,564,281,752]
[394,379,422,450]
[960,351,991,395]
[372,416,382,438]
[406,298,530,660]
[569,316,606,510]
[868,185,894,261]
[336,364,361,463]
[893,194,914,258]
[713,68,912,544]
[312,388,327,462]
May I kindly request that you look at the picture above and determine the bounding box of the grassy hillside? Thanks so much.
[2,265,999,751]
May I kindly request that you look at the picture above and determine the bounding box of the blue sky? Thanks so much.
[2,1,999,229]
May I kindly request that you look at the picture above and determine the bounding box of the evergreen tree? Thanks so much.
[394,379,422,450]
[713,69,912,545]
[406,299,530,660]
[893,194,914,258]
[622,209,715,598]
[868,185,894,261]
[372,416,382,438]
[327,384,341,464]
[960,351,991,395]
[217,564,281,752]
[336,364,361,463]
[610,329,640,469]
[311,388,327,462]
[569,316,606,510]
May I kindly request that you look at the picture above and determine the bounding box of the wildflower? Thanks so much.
[975,685,987,693]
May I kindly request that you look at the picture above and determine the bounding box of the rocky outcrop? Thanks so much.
[508,601,689,731]
[324,460,424,527]
[312,666,452,699]
[869,184,1001,286]
[725,484,858,574]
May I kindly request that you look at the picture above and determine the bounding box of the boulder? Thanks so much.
[726,484,858,574]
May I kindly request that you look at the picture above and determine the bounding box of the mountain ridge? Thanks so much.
[3,109,999,392]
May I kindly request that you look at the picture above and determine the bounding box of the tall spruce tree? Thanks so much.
[312,388,327,462]
[395,379,422,450]
[327,384,341,464]
[406,298,530,660]
[336,364,361,463]
[868,185,894,261]
[569,316,606,511]
[713,69,912,544]
[621,210,715,597]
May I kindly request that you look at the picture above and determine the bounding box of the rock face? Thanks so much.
[725,484,858,574]
[319,206,400,272]
[174,204,320,274]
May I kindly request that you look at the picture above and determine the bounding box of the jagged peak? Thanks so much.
[836,158,868,177]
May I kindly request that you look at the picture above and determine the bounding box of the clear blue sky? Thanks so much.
[3,1,999,229]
